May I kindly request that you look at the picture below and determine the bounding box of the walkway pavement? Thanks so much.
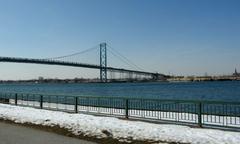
[0,122,97,144]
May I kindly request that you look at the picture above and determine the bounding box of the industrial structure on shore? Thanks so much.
[167,69,240,82]
[233,68,240,76]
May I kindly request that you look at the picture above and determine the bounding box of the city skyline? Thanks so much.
[0,0,240,80]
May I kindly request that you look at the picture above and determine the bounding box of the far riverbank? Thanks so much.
[167,75,240,82]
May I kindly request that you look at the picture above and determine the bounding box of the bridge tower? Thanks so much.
[100,43,107,82]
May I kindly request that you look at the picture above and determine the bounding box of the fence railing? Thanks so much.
[0,92,239,129]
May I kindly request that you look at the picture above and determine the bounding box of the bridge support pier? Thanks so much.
[100,43,107,82]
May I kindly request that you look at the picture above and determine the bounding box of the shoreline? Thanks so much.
[0,79,239,84]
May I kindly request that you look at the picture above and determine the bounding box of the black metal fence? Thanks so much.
[0,92,239,129]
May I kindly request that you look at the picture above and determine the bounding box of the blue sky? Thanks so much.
[0,0,240,80]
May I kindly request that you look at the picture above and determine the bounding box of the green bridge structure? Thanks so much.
[0,43,167,82]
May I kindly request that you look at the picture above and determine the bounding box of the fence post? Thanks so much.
[15,93,18,105]
[198,102,202,127]
[75,97,78,113]
[40,95,43,109]
[125,99,129,119]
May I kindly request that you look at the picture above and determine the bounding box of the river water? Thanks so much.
[0,81,239,102]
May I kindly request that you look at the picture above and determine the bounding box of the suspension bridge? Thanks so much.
[0,43,167,82]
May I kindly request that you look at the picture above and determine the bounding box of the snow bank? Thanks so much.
[9,99,240,128]
[0,104,240,144]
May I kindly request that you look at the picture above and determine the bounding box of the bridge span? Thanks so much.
[0,43,167,82]
[0,56,166,81]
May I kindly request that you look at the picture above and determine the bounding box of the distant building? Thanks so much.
[233,68,240,76]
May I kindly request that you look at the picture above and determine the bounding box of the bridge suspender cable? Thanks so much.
[106,44,145,71]
[43,43,145,73]
[44,45,99,60]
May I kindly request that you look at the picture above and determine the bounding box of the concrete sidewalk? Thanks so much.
[0,122,97,144]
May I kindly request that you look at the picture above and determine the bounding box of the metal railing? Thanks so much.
[0,92,239,129]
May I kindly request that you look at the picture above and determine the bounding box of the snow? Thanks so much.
[0,104,240,144]
[9,99,240,128]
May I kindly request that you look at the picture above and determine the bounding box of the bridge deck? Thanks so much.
[0,57,165,77]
